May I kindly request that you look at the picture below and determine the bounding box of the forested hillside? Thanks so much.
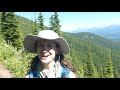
[62,32,120,78]
[0,12,120,78]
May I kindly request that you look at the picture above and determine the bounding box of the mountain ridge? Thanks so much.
[71,24,120,42]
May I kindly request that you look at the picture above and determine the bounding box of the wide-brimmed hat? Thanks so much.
[23,30,70,54]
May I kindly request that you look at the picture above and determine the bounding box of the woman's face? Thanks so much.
[36,39,59,64]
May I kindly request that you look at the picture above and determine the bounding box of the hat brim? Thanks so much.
[23,34,69,54]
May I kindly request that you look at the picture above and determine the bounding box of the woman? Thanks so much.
[23,30,76,78]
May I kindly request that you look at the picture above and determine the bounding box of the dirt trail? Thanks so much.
[0,62,14,78]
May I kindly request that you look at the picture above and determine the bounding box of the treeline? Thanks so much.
[0,12,119,78]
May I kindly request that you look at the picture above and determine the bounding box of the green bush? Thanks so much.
[0,38,36,77]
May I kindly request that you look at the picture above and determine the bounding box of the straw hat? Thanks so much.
[23,30,69,54]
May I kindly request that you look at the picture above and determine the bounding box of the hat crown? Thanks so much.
[38,30,59,39]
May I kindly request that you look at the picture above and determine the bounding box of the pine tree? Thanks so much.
[99,65,104,78]
[1,12,23,49]
[114,58,120,78]
[83,62,88,78]
[38,12,45,31]
[1,12,6,38]
[49,12,61,36]
[49,14,54,30]
[32,13,39,35]
[105,48,114,78]
[84,40,99,78]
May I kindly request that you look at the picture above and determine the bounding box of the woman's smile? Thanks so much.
[41,54,50,60]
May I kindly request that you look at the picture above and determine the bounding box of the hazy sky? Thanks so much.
[15,12,120,32]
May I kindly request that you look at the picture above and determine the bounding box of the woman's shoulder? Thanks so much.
[60,65,76,78]
[25,70,38,78]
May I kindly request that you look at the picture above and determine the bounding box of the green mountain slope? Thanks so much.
[62,32,120,77]
[76,32,120,50]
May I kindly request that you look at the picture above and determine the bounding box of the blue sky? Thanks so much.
[15,12,120,32]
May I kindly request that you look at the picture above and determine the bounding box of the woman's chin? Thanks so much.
[40,59,51,63]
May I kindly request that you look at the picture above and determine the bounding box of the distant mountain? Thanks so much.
[72,25,120,42]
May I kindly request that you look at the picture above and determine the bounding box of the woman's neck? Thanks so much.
[41,60,55,70]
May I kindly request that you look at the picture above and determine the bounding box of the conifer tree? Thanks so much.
[99,65,104,78]
[83,62,88,78]
[1,12,23,49]
[105,48,114,78]
[49,12,61,36]
[49,14,54,30]
[38,12,45,31]
[32,13,39,35]
[114,59,120,78]
[1,12,6,38]
[84,40,99,78]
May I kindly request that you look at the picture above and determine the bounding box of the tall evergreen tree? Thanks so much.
[84,40,99,78]
[114,58,120,78]
[32,13,39,35]
[105,48,114,78]
[83,62,88,78]
[49,12,61,36]
[49,15,54,30]
[1,12,6,38]
[1,12,23,49]
[38,12,45,31]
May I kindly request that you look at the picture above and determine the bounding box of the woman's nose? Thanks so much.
[43,46,48,51]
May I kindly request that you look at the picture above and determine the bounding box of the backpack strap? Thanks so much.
[61,72,69,78]
[61,66,70,78]
[32,70,38,78]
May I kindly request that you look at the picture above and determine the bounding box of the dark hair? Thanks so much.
[30,56,39,71]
